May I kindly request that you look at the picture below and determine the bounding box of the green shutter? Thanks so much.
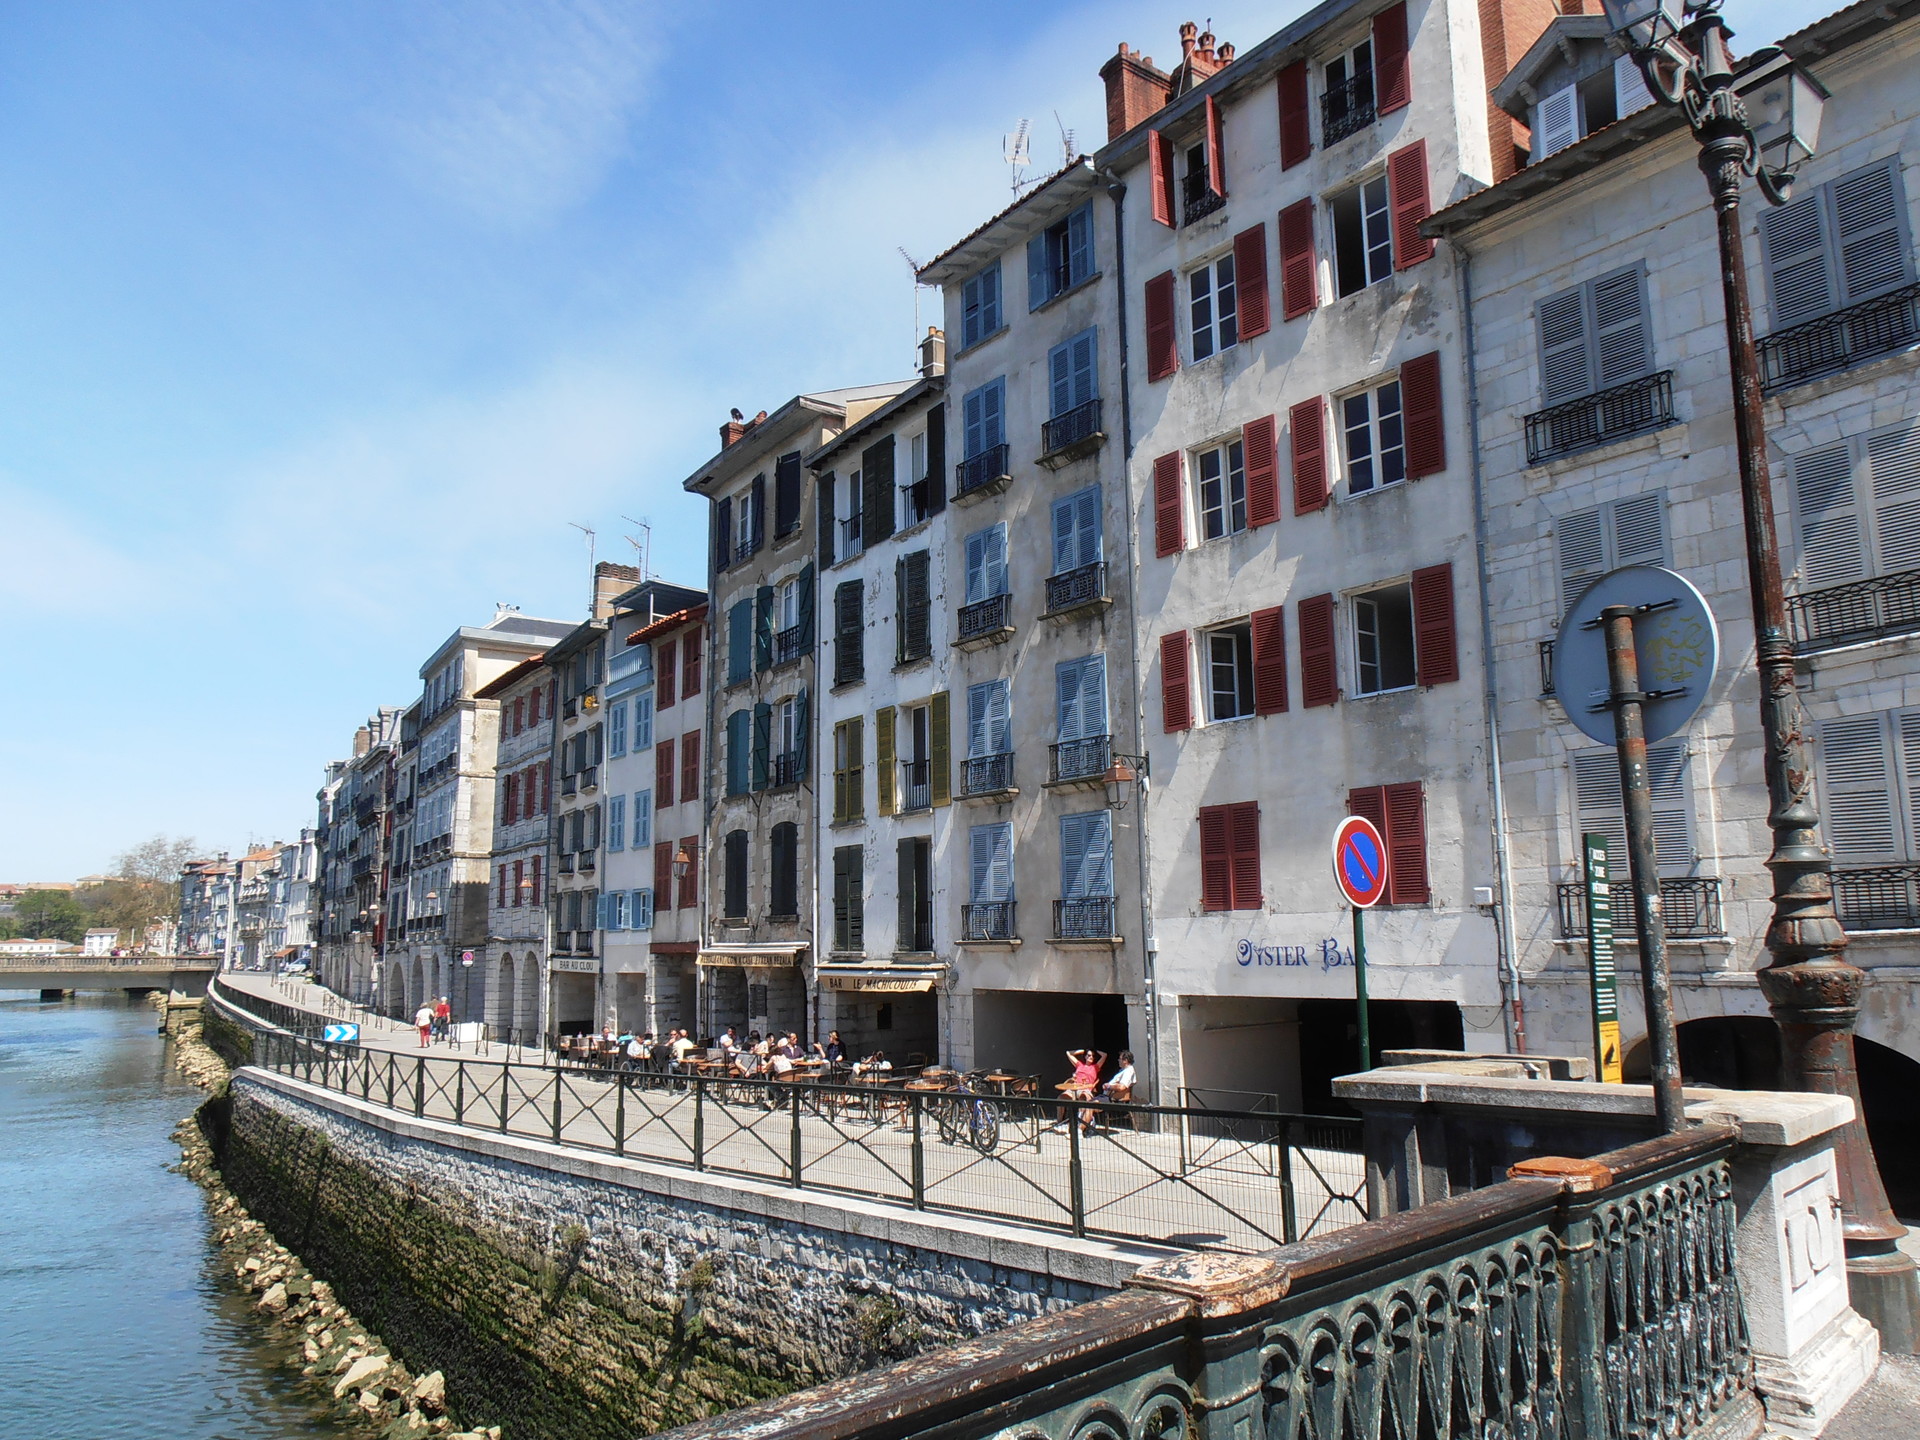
[754,585,774,671]
[798,564,816,648]
[876,706,897,816]
[751,702,772,791]
[929,691,951,807]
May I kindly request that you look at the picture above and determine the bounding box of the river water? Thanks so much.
[0,991,354,1440]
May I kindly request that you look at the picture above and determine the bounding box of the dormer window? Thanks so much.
[1534,56,1654,160]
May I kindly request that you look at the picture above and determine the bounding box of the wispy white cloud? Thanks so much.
[0,477,156,620]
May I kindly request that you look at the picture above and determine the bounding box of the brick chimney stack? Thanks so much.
[1099,44,1173,140]
[718,408,767,449]
[592,560,642,621]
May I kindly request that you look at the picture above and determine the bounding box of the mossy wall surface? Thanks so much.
[216,1078,1099,1439]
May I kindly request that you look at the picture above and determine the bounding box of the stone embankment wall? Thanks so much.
[210,1068,1114,1440]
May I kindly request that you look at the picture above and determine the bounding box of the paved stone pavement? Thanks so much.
[217,973,1367,1254]
[1808,1353,1920,1440]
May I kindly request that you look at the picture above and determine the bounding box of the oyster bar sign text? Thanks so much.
[1238,938,1355,971]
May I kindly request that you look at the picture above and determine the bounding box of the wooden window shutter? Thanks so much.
[818,473,836,567]
[714,496,732,573]
[654,843,673,905]
[1278,62,1311,169]
[1388,141,1434,269]
[1244,414,1280,527]
[503,773,518,826]
[1199,806,1232,911]
[682,729,701,800]
[1346,786,1389,893]
[1204,94,1226,196]
[1161,631,1194,732]
[749,472,766,553]
[682,629,702,696]
[875,706,897,816]
[1153,451,1186,556]
[1228,802,1261,909]
[929,690,951,807]
[1373,2,1411,114]
[1233,224,1270,339]
[1149,130,1175,226]
[530,854,541,905]
[1145,271,1179,382]
[754,585,774,671]
[1290,398,1328,513]
[1299,594,1338,706]
[656,736,675,810]
[1411,563,1460,685]
[862,435,896,548]
[1279,199,1317,319]
[1251,605,1288,714]
[925,402,946,514]
[1383,782,1429,904]
[797,564,816,648]
[774,451,802,536]
[542,761,552,813]
[1401,351,1446,478]
[897,838,918,947]
[657,639,676,708]
[497,865,507,908]
[750,704,770,791]
[678,836,699,910]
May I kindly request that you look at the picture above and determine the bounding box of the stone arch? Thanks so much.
[411,956,428,1019]
[383,959,407,1019]
[516,953,539,1037]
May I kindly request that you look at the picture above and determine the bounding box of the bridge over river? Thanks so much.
[0,955,218,1019]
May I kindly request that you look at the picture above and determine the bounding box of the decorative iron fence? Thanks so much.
[955,443,1011,498]
[1044,560,1108,615]
[1321,71,1376,145]
[961,751,1014,797]
[772,750,804,788]
[1041,399,1102,456]
[1049,732,1111,783]
[1833,863,1920,931]
[774,623,808,665]
[654,1125,1753,1440]
[961,901,1015,941]
[1181,188,1225,227]
[899,758,931,812]
[1525,370,1675,464]
[1054,897,1116,939]
[1758,282,1920,391]
[1557,876,1725,939]
[209,979,1367,1255]
[956,592,1011,643]
[1787,568,1920,652]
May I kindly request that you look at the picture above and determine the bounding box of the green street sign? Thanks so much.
[1583,833,1622,1083]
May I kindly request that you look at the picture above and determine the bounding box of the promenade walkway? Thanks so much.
[215,973,1367,1254]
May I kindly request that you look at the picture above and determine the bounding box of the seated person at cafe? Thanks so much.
[852,1050,891,1077]
[813,1030,846,1063]
[1101,1050,1136,1100]
[718,1026,739,1054]
[768,1048,796,1078]
[669,1029,697,1066]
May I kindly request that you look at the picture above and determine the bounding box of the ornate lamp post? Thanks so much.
[1601,0,1918,1347]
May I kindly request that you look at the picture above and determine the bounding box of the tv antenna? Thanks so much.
[898,246,932,361]
[1053,110,1076,165]
[567,522,596,616]
[1003,118,1031,194]
[620,515,652,583]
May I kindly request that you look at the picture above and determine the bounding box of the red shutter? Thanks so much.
[1347,785,1388,841]
[682,631,702,697]
[681,730,700,802]
[657,639,677,708]
[654,842,673,903]
[1228,802,1262,910]
[541,761,551,813]
[1374,2,1411,114]
[1300,594,1339,707]
[656,736,675,810]
[1234,224,1270,339]
[678,836,699,910]
[1412,563,1460,685]
[531,855,542,906]
[512,696,524,735]
[1161,631,1193,733]
[1199,806,1231,912]
[1205,95,1226,197]
[1251,605,1288,714]
[1145,271,1179,382]
[1388,141,1434,269]
[1384,781,1430,904]
[1290,398,1328,513]
[1401,351,1445,478]
[1149,130,1174,226]
[1279,199,1318,320]
[1244,415,1280,528]
[497,865,507,908]
[1153,451,1186,557]
[1278,62,1311,169]
[501,773,515,826]
[513,859,525,907]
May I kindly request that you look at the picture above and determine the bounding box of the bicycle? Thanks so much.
[933,1077,1002,1154]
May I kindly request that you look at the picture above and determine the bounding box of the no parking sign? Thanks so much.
[1330,815,1387,1071]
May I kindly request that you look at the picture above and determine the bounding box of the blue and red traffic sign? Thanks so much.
[1332,816,1389,909]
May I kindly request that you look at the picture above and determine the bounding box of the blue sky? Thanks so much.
[0,0,1830,879]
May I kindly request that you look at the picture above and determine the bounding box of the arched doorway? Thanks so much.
[516,955,538,1038]
[488,954,514,1035]
[384,960,407,1019]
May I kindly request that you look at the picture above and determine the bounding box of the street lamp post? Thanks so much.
[1602,0,1919,1348]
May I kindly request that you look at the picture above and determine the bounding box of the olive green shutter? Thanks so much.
[875,706,897,816]
[929,691,951,806]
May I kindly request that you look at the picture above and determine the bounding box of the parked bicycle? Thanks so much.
[934,1076,1002,1154]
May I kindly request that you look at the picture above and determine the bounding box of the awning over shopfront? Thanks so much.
[814,963,946,993]
[697,944,807,969]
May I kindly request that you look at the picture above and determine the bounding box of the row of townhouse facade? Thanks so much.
[289,0,1920,1163]
[178,836,320,969]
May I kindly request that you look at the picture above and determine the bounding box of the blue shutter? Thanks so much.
[1070,328,1097,408]
[795,688,811,769]
[1049,339,1072,418]
[609,702,626,758]
[1028,232,1050,310]
[968,680,1010,757]
[1060,811,1114,900]
[963,386,986,458]
[595,892,610,929]
[727,710,750,794]
[1051,486,1101,573]
[633,790,652,849]
[1056,657,1105,741]
[634,694,653,749]
[1066,205,1094,287]
[970,822,1014,903]
[751,702,772,790]
[981,260,1001,334]
[984,379,1005,449]
[608,795,625,852]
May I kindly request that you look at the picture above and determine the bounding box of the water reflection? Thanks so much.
[0,991,354,1439]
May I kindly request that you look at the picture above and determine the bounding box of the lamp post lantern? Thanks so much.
[1602,0,1917,1347]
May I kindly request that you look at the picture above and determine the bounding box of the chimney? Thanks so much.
[592,560,642,621]
[919,326,946,379]
[1099,44,1174,140]
[720,416,746,448]
[353,726,371,758]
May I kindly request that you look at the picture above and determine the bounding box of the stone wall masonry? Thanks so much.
[214,1068,1143,1440]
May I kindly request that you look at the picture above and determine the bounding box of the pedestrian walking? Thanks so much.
[433,995,452,1041]
[414,1004,434,1047]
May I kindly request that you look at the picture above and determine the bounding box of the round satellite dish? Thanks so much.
[1551,564,1719,746]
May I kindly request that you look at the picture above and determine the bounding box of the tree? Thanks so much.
[12,889,86,944]
[75,834,202,947]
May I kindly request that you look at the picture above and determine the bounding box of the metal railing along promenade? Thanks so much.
[212,980,1366,1253]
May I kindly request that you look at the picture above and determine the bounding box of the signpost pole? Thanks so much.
[1598,604,1685,1132]
[1352,905,1371,1073]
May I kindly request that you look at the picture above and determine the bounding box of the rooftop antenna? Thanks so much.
[620,515,652,584]
[898,246,930,362]
[568,521,596,616]
[1054,110,1076,165]
[1003,118,1031,194]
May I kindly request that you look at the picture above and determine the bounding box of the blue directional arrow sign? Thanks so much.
[322,1023,360,1044]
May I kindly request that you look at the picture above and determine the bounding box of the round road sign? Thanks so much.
[1551,564,1719,746]
[460,950,475,967]
[1332,816,1389,909]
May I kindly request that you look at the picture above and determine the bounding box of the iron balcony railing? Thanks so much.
[579,765,598,792]
[1181,186,1225,227]
[1524,370,1674,464]
[899,477,933,528]
[1049,732,1111,784]
[1539,638,1557,695]
[1045,560,1108,615]
[773,750,804,788]
[557,853,575,875]
[1041,398,1102,456]
[962,901,1016,941]
[563,697,578,720]
[956,592,1011,642]
[955,442,1011,498]
[1321,71,1376,145]
[1758,282,1920,391]
[1054,897,1116,939]
[577,853,595,874]
[775,623,808,665]
[961,751,1014,797]
[561,773,578,797]
[1787,568,1920,652]
[1832,863,1920,931]
[1557,876,1725,939]
[899,758,931,812]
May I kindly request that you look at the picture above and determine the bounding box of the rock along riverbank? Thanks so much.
[166,1008,500,1440]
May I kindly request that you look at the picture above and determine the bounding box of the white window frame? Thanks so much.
[1340,379,1406,497]
[1197,439,1247,540]
[1205,623,1256,722]
[1332,173,1394,296]
[1188,255,1238,361]
[778,696,801,759]
[1351,581,1417,697]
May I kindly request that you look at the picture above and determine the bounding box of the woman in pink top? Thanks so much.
[1065,1049,1106,1133]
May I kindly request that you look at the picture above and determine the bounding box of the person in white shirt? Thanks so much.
[1101,1051,1137,1098]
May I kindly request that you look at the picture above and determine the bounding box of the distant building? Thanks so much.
[0,938,82,957]
[82,929,117,957]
